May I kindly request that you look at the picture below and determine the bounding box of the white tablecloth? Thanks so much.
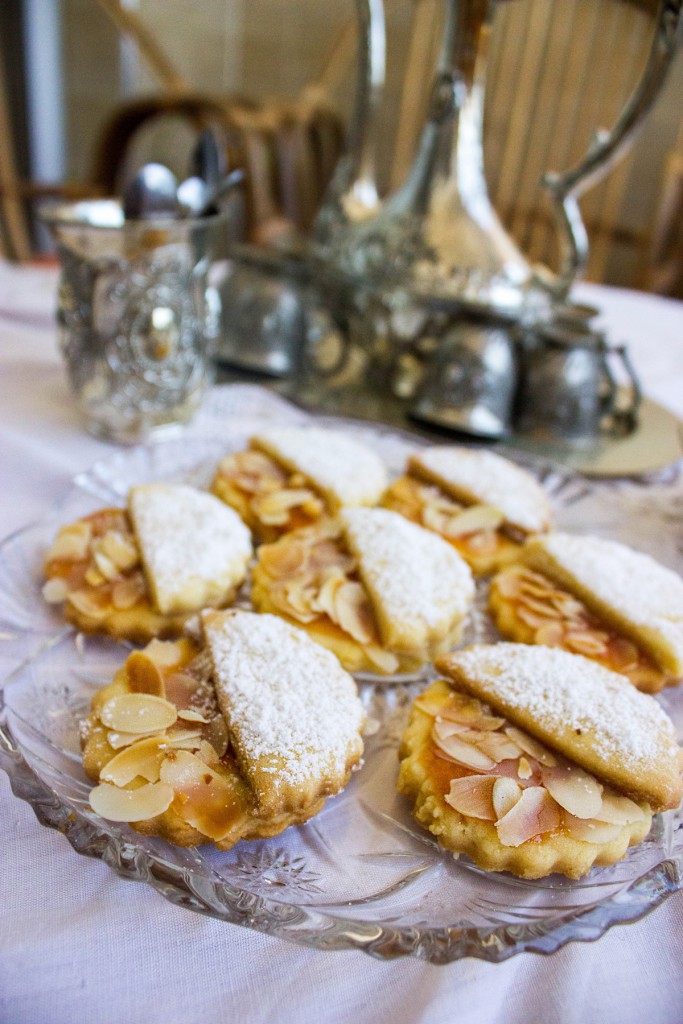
[1,262,682,1024]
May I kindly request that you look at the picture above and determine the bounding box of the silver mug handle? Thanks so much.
[535,0,683,302]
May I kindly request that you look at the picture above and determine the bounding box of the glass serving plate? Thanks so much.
[0,409,682,965]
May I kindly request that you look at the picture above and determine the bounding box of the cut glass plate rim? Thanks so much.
[0,409,682,965]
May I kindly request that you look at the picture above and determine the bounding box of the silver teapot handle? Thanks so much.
[535,0,683,302]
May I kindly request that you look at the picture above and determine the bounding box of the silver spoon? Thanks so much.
[190,129,225,190]
[123,163,178,220]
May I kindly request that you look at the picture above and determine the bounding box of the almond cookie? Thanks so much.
[489,532,683,693]
[398,643,682,879]
[43,484,252,643]
[83,610,365,848]
[382,446,551,574]
[211,426,388,543]
[252,507,475,676]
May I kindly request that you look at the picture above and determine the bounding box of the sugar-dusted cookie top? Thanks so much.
[436,643,682,811]
[341,507,474,656]
[202,609,365,816]
[252,427,388,511]
[523,532,683,676]
[129,484,252,616]
[409,447,551,535]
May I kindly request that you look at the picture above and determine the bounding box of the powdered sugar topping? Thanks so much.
[413,447,551,533]
[254,427,388,509]
[203,611,364,794]
[129,484,252,615]
[341,507,474,630]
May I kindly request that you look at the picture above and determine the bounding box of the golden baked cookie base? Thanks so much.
[82,639,352,850]
[381,475,523,575]
[398,681,652,880]
[211,447,325,544]
[489,564,671,694]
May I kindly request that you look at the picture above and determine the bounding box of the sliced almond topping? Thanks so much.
[196,740,220,765]
[178,709,209,723]
[534,621,566,647]
[562,812,625,844]
[166,724,204,749]
[111,575,146,610]
[283,580,318,621]
[432,729,496,771]
[473,730,522,762]
[541,763,603,819]
[99,693,177,734]
[549,593,586,619]
[517,606,553,630]
[442,504,504,538]
[164,672,201,710]
[309,539,351,571]
[311,572,345,619]
[107,729,163,750]
[333,581,376,645]
[433,719,470,742]
[126,651,165,697]
[67,589,109,621]
[89,780,174,822]
[492,777,523,819]
[84,566,106,588]
[607,636,640,672]
[143,639,191,668]
[592,791,647,825]
[496,787,562,847]
[93,550,120,582]
[160,750,246,841]
[421,505,451,536]
[363,643,400,675]
[517,756,533,780]
[565,630,608,656]
[258,540,310,579]
[100,736,167,786]
[493,569,524,600]
[253,488,317,525]
[520,595,562,620]
[46,523,92,563]
[444,775,498,820]
[504,726,557,767]
[99,530,139,571]
[42,577,70,604]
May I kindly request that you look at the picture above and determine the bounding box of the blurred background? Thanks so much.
[1,0,682,295]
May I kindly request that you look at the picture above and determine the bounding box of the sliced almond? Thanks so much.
[607,636,640,672]
[504,726,557,767]
[309,539,350,571]
[519,595,562,620]
[493,569,524,600]
[565,631,608,657]
[93,550,120,582]
[473,731,522,763]
[145,639,191,668]
[196,740,220,765]
[421,505,451,536]
[164,672,200,710]
[160,750,246,841]
[363,643,400,675]
[592,791,647,825]
[178,709,209,723]
[496,787,562,847]
[432,719,470,742]
[517,606,553,630]
[442,504,504,538]
[549,593,586,619]
[99,693,177,734]
[46,523,92,563]
[283,580,318,621]
[534,621,566,647]
[517,756,533,780]
[541,762,603,819]
[166,724,204,749]
[562,812,625,844]
[259,541,310,579]
[311,571,346,619]
[126,651,165,697]
[67,589,109,621]
[84,566,106,588]
[42,577,69,604]
[492,777,523,819]
[112,575,146,610]
[89,780,174,822]
[99,530,139,571]
[444,775,498,820]
[333,581,376,645]
[100,736,167,786]
[432,730,496,771]
[107,729,163,750]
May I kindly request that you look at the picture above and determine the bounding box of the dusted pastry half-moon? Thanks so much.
[398,643,682,879]
[489,532,683,693]
[43,484,252,643]
[83,610,365,848]
[252,507,475,676]
[382,446,552,574]
[211,426,388,543]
